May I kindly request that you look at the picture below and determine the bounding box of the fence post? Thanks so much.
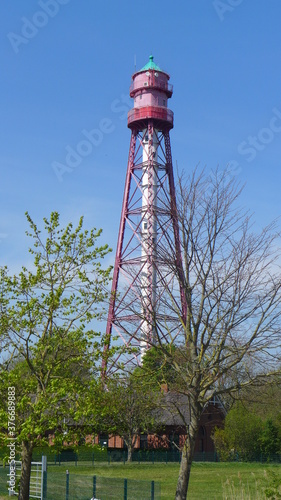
[93,476,96,498]
[42,471,47,500]
[151,480,155,500]
[123,450,126,465]
[124,478,128,500]
[66,470,69,500]
[42,456,47,500]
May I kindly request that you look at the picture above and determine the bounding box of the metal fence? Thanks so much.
[51,471,161,500]
[2,447,281,470]
[0,468,160,499]
[217,451,281,463]
[31,449,218,466]
[0,445,220,467]
[0,459,47,499]
[0,466,8,496]
[46,449,281,465]
[91,475,160,500]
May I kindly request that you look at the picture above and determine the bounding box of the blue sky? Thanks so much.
[1,0,281,272]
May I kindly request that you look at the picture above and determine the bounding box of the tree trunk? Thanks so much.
[124,434,137,463]
[19,440,33,500]
[175,401,201,500]
[127,442,133,462]
[175,437,195,499]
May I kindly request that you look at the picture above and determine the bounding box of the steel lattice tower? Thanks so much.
[103,56,186,375]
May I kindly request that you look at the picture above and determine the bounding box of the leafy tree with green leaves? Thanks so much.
[213,402,281,461]
[216,402,263,460]
[137,345,177,388]
[0,212,111,500]
[225,376,281,458]
[95,374,162,462]
[259,419,280,458]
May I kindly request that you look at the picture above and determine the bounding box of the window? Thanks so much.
[99,434,108,448]
[169,433,179,450]
[140,434,148,450]
[198,426,205,452]
[199,426,205,437]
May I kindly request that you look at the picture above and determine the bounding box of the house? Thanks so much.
[94,392,225,455]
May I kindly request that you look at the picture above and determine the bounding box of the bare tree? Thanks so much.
[114,168,281,499]
[156,168,281,499]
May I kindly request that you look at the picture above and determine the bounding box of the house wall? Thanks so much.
[45,402,225,454]
[195,403,225,453]
[106,402,225,453]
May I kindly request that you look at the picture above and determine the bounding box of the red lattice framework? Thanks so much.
[103,120,186,375]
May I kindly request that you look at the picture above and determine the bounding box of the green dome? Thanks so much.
[141,55,161,72]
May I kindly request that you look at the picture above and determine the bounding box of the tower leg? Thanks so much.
[102,131,137,375]
[164,132,187,324]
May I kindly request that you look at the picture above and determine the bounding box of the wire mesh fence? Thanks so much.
[27,447,218,466]
[0,444,224,467]
[92,475,160,500]
[0,468,161,500]
[2,446,281,472]
[32,448,218,465]
[46,472,95,500]
[31,447,107,466]
[5,449,281,468]
[0,466,8,496]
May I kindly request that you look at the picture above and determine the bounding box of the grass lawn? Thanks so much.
[48,461,281,499]
[1,462,281,498]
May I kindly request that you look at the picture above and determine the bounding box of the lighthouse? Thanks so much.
[103,56,186,374]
